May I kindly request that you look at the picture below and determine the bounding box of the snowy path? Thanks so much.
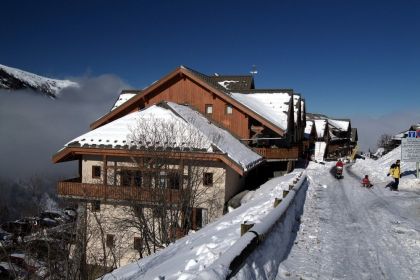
[276,162,420,280]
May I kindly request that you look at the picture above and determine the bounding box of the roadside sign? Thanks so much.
[401,138,420,162]
[407,130,420,138]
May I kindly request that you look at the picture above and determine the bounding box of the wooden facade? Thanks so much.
[139,76,251,139]
[88,67,305,162]
[252,146,299,160]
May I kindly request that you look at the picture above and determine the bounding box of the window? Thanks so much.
[120,170,143,187]
[225,104,233,115]
[196,208,208,229]
[205,104,213,114]
[106,234,115,247]
[92,166,101,179]
[121,170,132,186]
[168,173,181,189]
[133,237,142,250]
[92,201,101,212]
[158,171,166,188]
[203,172,213,187]
[134,171,142,187]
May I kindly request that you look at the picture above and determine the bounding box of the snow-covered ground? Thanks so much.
[277,147,420,280]
[102,146,420,280]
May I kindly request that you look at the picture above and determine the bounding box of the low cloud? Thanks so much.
[351,111,420,153]
[0,74,128,181]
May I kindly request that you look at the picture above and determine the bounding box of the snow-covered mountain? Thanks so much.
[0,63,78,98]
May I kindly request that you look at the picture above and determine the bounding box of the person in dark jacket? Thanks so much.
[387,160,401,191]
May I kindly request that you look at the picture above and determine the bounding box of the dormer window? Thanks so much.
[205,104,213,115]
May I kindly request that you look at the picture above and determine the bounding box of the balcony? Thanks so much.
[57,179,180,204]
[252,146,299,160]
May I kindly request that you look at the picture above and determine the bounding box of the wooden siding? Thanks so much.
[253,146,299,160]
[57,179,180,204]
[142,77,250,139]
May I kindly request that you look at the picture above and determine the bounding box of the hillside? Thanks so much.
[0,64,78,98]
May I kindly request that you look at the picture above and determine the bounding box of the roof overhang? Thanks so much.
[52,146,260,176]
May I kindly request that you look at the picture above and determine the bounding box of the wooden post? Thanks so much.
[103,155,107,200]
[283,190,289,198]
[241,222,254,236]
[273,198,282,207]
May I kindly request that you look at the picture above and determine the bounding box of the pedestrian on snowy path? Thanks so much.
[362,175,373,188]
[387,160,401,191]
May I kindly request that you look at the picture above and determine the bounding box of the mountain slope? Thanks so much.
[0,64,78,98]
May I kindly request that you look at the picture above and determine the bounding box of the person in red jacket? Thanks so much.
[362,175,372,188]
[336,159,344,168]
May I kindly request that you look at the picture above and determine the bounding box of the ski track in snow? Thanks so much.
[277,162,420,280]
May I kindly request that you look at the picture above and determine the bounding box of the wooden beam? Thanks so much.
[53,147,246,175]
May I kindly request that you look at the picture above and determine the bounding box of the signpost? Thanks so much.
[401,130,420,178]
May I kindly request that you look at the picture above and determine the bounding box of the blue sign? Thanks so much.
[407,130,420,138]
[408,131,416,138]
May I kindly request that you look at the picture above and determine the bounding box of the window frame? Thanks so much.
[225,104,233,115]
[92,201,101,212]
[203,172,213,187]
[92,165,101,179]
[205,104,213,115]
[106,234,115,248]
[133,237,142,250]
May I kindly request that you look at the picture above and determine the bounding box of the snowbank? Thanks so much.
[350,145,420,192]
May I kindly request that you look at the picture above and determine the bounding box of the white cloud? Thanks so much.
[0,74,128,180]
[351,110,420,152]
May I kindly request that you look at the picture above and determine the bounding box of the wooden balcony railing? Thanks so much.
[252,146,299,160]
[57,180,180,204]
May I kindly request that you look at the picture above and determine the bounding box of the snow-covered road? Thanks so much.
[277,162,420,280]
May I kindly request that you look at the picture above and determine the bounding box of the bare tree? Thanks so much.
[110,115,224,259]
[377,133,395,153]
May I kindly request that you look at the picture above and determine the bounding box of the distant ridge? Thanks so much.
[0,64,78,98]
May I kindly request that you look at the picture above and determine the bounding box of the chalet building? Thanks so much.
[386,123,420,153]
[326,119,353,159]
[306,113,357,160]
[53,101,263,266]
[93,66,306,175]
[53,66,307,268]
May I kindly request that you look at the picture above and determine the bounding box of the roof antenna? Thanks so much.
[250,65,258,76]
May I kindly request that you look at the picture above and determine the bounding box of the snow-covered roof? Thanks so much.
[230,92,291,131]
[328,119,350,132]
[304,120,314,137]
[217,80,239,89]
[314,120,327,138]
[65,102,262,171]
[111,93,137,111]
[166,102,262,170]
[392,130,408,140]
[293,95,301,124]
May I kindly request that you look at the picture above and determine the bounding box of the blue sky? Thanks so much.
[1,0,420,118]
